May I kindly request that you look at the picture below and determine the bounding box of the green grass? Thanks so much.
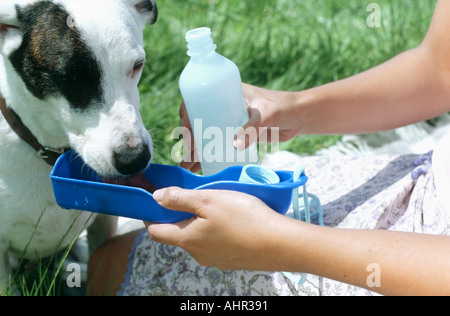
[2,211,92,296]
[139,0,436,164]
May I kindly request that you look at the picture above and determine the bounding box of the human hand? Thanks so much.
[146,187,290,271]
[179,83,302,172]
[178,100,201,173]
[234,83,302,150]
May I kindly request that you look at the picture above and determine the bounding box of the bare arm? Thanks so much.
[148,188,450,296]
[236,0,450,146]
[297,47,450,135]
[275,218,450,296]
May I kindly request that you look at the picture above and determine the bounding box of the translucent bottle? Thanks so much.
[179,27,259,175]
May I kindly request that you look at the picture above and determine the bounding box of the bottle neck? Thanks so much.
[186,27,217,57]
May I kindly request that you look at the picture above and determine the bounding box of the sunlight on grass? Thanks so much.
[139,0,435,165]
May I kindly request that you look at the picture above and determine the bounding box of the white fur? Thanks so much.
[0,0,156,290]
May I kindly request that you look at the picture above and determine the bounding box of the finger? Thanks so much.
[180,127,193,153]
[189,163,202,173]
[234,107,262,151]
[180,159,195,170]
[180,145,201,171]
[180,159,201,173]
[179,101,191,130]
[153,187,211,215]
[180,160,202,174]
[146,218,194,247]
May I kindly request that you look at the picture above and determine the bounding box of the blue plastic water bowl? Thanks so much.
[50,151,308,223]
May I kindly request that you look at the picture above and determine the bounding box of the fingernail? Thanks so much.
[153,188,166,203]
[234,137,246,151]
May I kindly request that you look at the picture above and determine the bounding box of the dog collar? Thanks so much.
[0,93,70,166]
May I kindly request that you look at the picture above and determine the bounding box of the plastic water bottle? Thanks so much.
[179,27,259,175]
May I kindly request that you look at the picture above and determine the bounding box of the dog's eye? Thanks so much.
[129,60,144,79]
[127,60,145,79]
[133,61,144,72]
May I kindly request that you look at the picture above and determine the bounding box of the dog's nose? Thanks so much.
[113,143,151,175]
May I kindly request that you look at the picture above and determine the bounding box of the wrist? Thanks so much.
[286,89,318,136]
[260,215,316,272]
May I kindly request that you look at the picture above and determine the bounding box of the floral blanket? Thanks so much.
[118,152,449,296]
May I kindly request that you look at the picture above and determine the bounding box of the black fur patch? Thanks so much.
[135,0,158,25]
[135,1,155,13]
[9,1,103,110]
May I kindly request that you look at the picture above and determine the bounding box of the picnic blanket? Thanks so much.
[118,151,449,296]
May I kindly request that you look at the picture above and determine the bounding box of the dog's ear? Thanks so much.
[0,2,21,37]
[133,0,158,26]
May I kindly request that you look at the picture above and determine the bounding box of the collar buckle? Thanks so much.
[36,147,68,165]
[37,147,67,159]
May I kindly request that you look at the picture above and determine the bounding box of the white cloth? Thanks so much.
[431,129,450,228]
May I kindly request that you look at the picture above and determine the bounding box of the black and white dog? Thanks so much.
[0,0,157,288]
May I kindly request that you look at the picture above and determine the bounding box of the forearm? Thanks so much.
[294,45,450,135]
[270,219,450,296]
[150,187,450,295]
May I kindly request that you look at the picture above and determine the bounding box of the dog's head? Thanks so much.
[0,0,157,177]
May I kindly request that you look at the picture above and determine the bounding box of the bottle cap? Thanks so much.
[239,165,280,185]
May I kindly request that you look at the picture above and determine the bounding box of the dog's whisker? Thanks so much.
[68,150,80,163]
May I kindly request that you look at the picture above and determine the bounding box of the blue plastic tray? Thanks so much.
[50,151,308,223]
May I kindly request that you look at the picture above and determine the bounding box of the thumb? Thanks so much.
[153,187,210,216]
[234,109,261,151]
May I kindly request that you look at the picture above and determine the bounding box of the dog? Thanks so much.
[0,0,157,290]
